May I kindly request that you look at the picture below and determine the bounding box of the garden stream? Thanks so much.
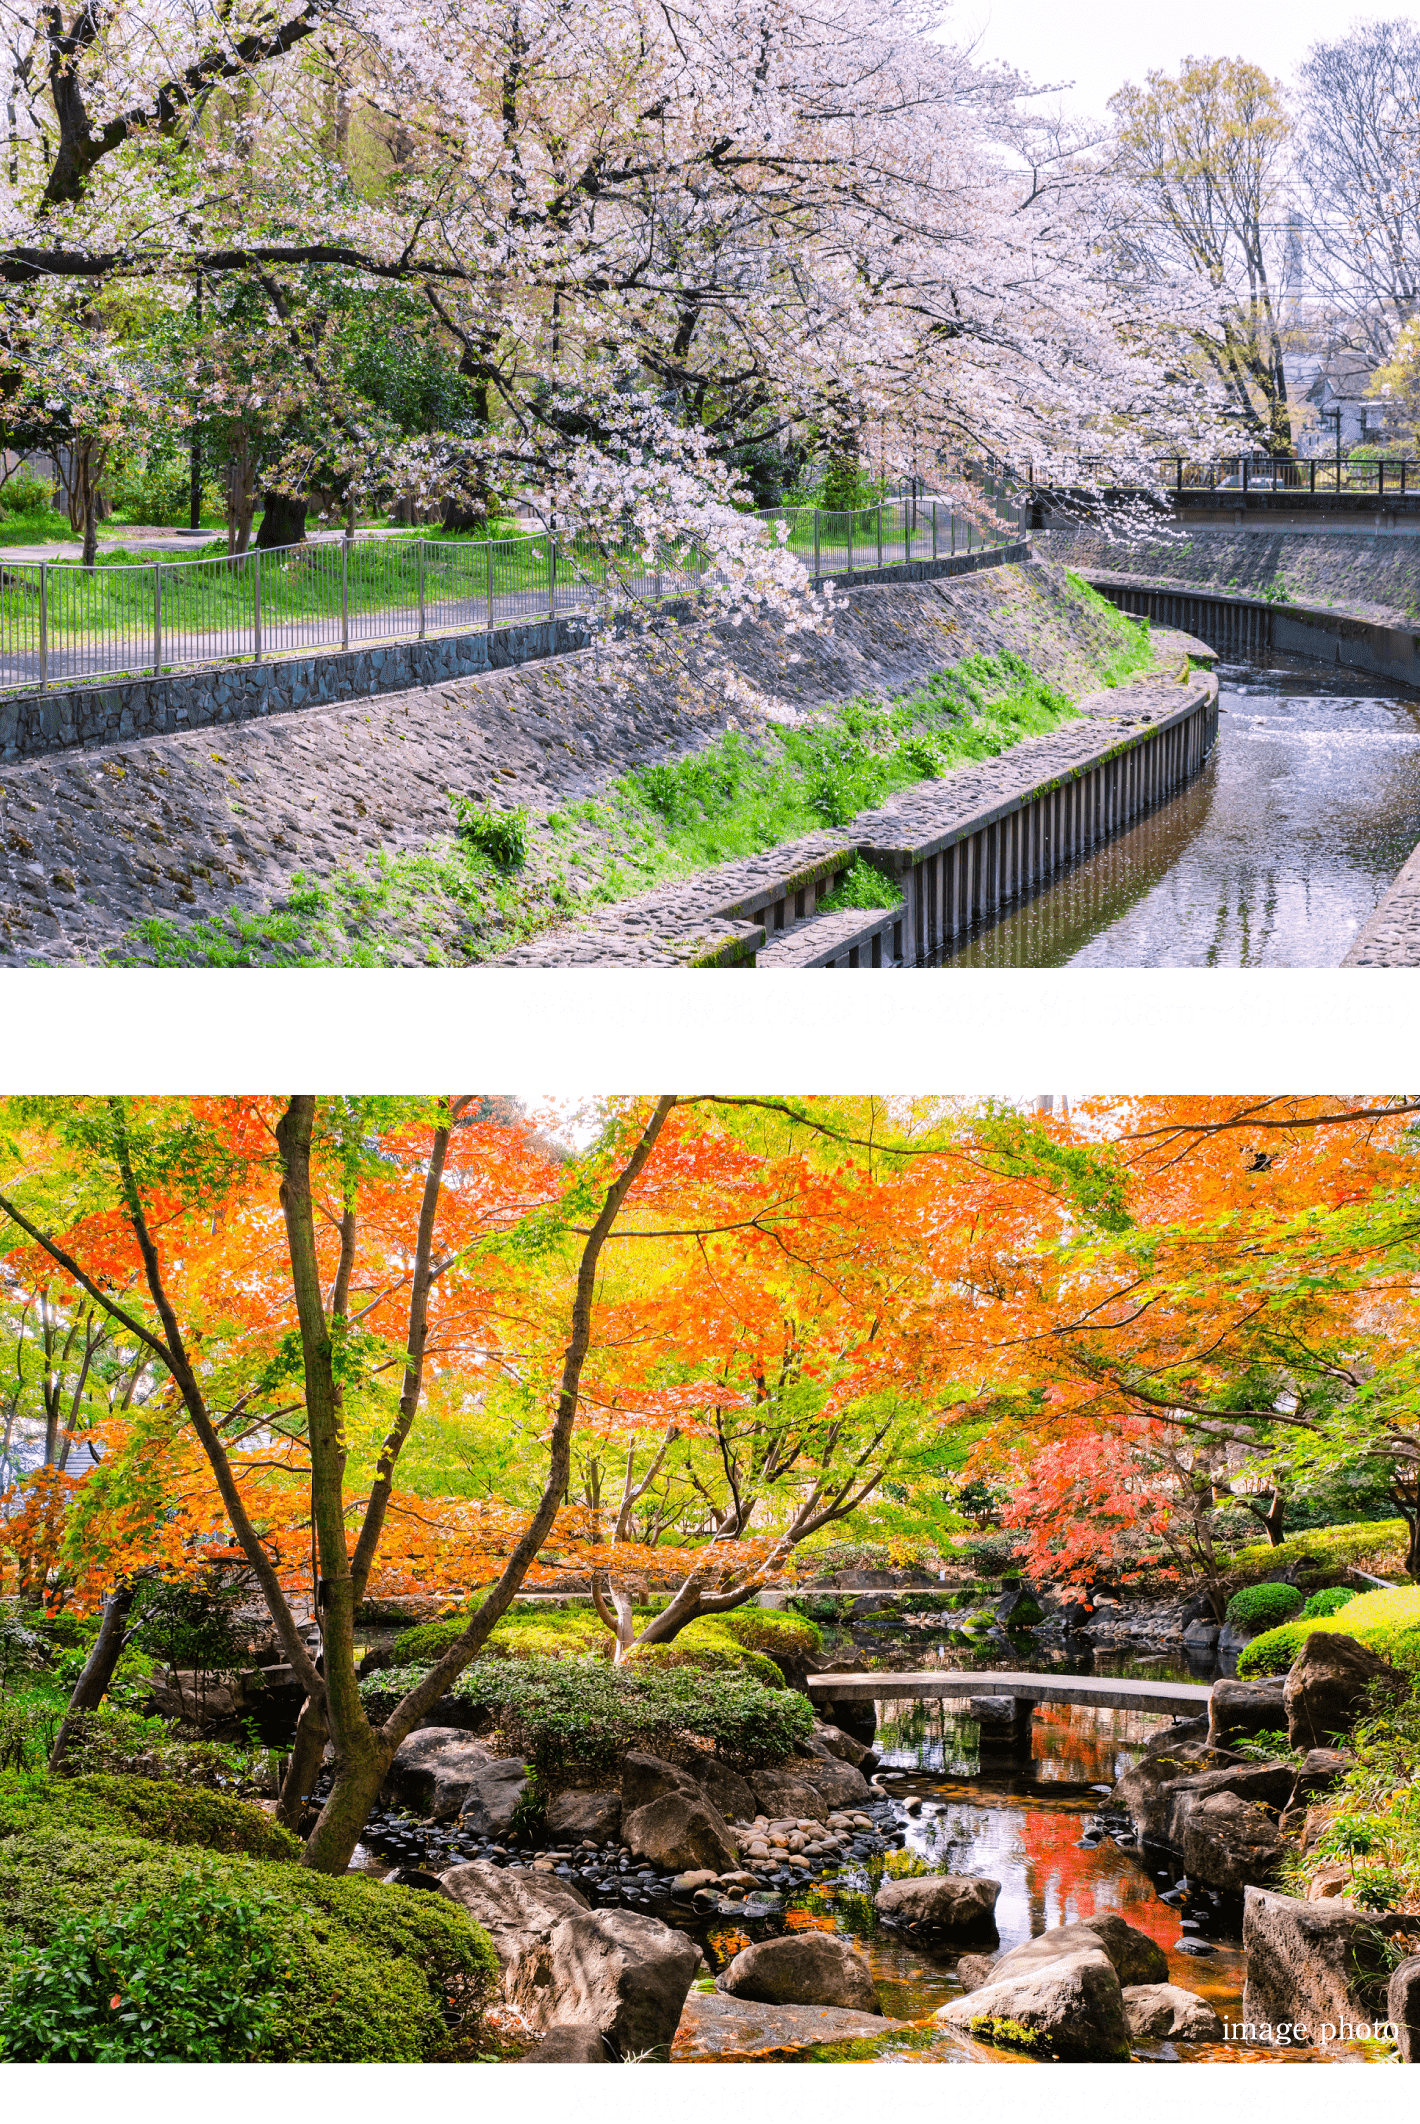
[342,1619,1383,2064]
[942,653,1420,967]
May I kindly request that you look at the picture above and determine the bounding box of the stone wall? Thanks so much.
[1038,525,1420,633]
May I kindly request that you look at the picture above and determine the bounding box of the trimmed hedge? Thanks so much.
[1236,1587,1420,1679]
[1302,1587,1358,1620]
[0,1779,498,2061]
[1225,1582,1304,1631]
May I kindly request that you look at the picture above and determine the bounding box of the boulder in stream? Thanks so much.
[382,1728,493,1820]
[1181,1791,1285,1893]
[438,1860,698,2055]
[874,1873,1001,1934]
[545,1788,622,1844]
[1122,1984,1223,2040]
[718,1934,881,2014]
[622,1790,739,1874]
[935,1939,1131,2060]
[1388,1955,1420,2063]
[1207,1677,1288,1749]
[1243,1884,1395,2042]
[456,1757,531,1837]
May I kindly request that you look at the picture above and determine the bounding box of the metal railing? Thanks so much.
[1076,455,1420,497]
[0,483,1022,698]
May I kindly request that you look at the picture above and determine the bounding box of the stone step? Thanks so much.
[756,904,904,968]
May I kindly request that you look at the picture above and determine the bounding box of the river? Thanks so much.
[943,653,1420,967]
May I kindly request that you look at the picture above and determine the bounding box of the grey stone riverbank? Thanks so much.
[0,562,1138,966]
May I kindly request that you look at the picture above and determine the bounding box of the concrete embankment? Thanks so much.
[0,559,1158,967]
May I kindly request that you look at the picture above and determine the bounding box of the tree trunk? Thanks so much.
[48,1581,135,1768]
[256,489,307,549]
[276,1693,331,1831]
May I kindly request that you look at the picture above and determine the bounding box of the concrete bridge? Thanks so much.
[807,1668,1212,1720]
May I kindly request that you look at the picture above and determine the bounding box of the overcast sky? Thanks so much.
[949,0,1420,128]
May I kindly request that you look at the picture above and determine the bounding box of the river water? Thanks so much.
[945,654,1420,967]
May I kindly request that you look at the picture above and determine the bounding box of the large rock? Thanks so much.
[1123,1984,1223,2040]
[874,1873,1001,1934]
[989,1916,1166,1988]
[750,1765,833,1823]
[621,1791,739,1874]
[1243,1885,1390,2042]
[1111,1738,1244,1843]
[690,1757,757,1824]
[812,1719,874,1769]
[457,1757,531,1837]
[801,1756,873,1808]
[1388,1955,1420,2063]
[935,1942,1132,2061]
[620,1751,698,1811]
[545,1789,622,1844]
[1208,1677,1289,1750]
[718,1934,880,2014]
[383,1728,493,1820]
[438,1861,698,2056]
[517,2024,607,2062]
[1284,1633,1407,1750]
[1163,1761,1297,1848]
[1182,1791,1285,1892]
[1293,1748,1352,1805]
[673,1991,906,2061]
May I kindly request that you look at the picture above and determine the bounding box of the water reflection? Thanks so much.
[942,653,1420,966]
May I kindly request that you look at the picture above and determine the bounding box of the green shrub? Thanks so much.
[1230,1521,1411,1587]
[391,1605,609,1668]
[0,1861,288,2060]
[1303,1587,1358,1620]
[713,1608,823,1662]
[451,797,529,868]
[1225,1582,1304,1631]
[0,473,53,517]
[1237,1586,1420,1680]
[1283,1687,1420,1911]
[364,1656,812,1784]
[0,1830,496,2061]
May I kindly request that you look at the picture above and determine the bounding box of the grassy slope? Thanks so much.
[1237,1584,1420,1678]
[118,573,1159,968]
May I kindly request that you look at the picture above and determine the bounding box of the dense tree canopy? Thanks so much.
[2,1092,1417,1867]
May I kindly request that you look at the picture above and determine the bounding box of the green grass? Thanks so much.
[1062,572,1157,687]
[817,856,903,912]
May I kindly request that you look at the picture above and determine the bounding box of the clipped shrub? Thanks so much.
[1224,1582,1304,1631]
[1302,1587,1358,1620]
[390,1604,608,1669]
[1237,1585,1420,1679]
[633,1620,785,1687]
[1229,1520,1411,1588]
[713,1608,824,1662]
[364,1655,812,1784]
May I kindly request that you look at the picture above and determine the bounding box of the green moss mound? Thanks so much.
[1225,1582,1304,1631]
[1237,1586,1420,1679]
[633,1619,786,1687]
[1230,1521,1410,1587]
[392,1605,608,1667]
[0,1774,300,1860]
[0,1775,496,2056]
[713,1608,823,1662]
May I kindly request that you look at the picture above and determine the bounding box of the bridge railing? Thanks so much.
[1076,455,1420,497]
[0,481,1023,698]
